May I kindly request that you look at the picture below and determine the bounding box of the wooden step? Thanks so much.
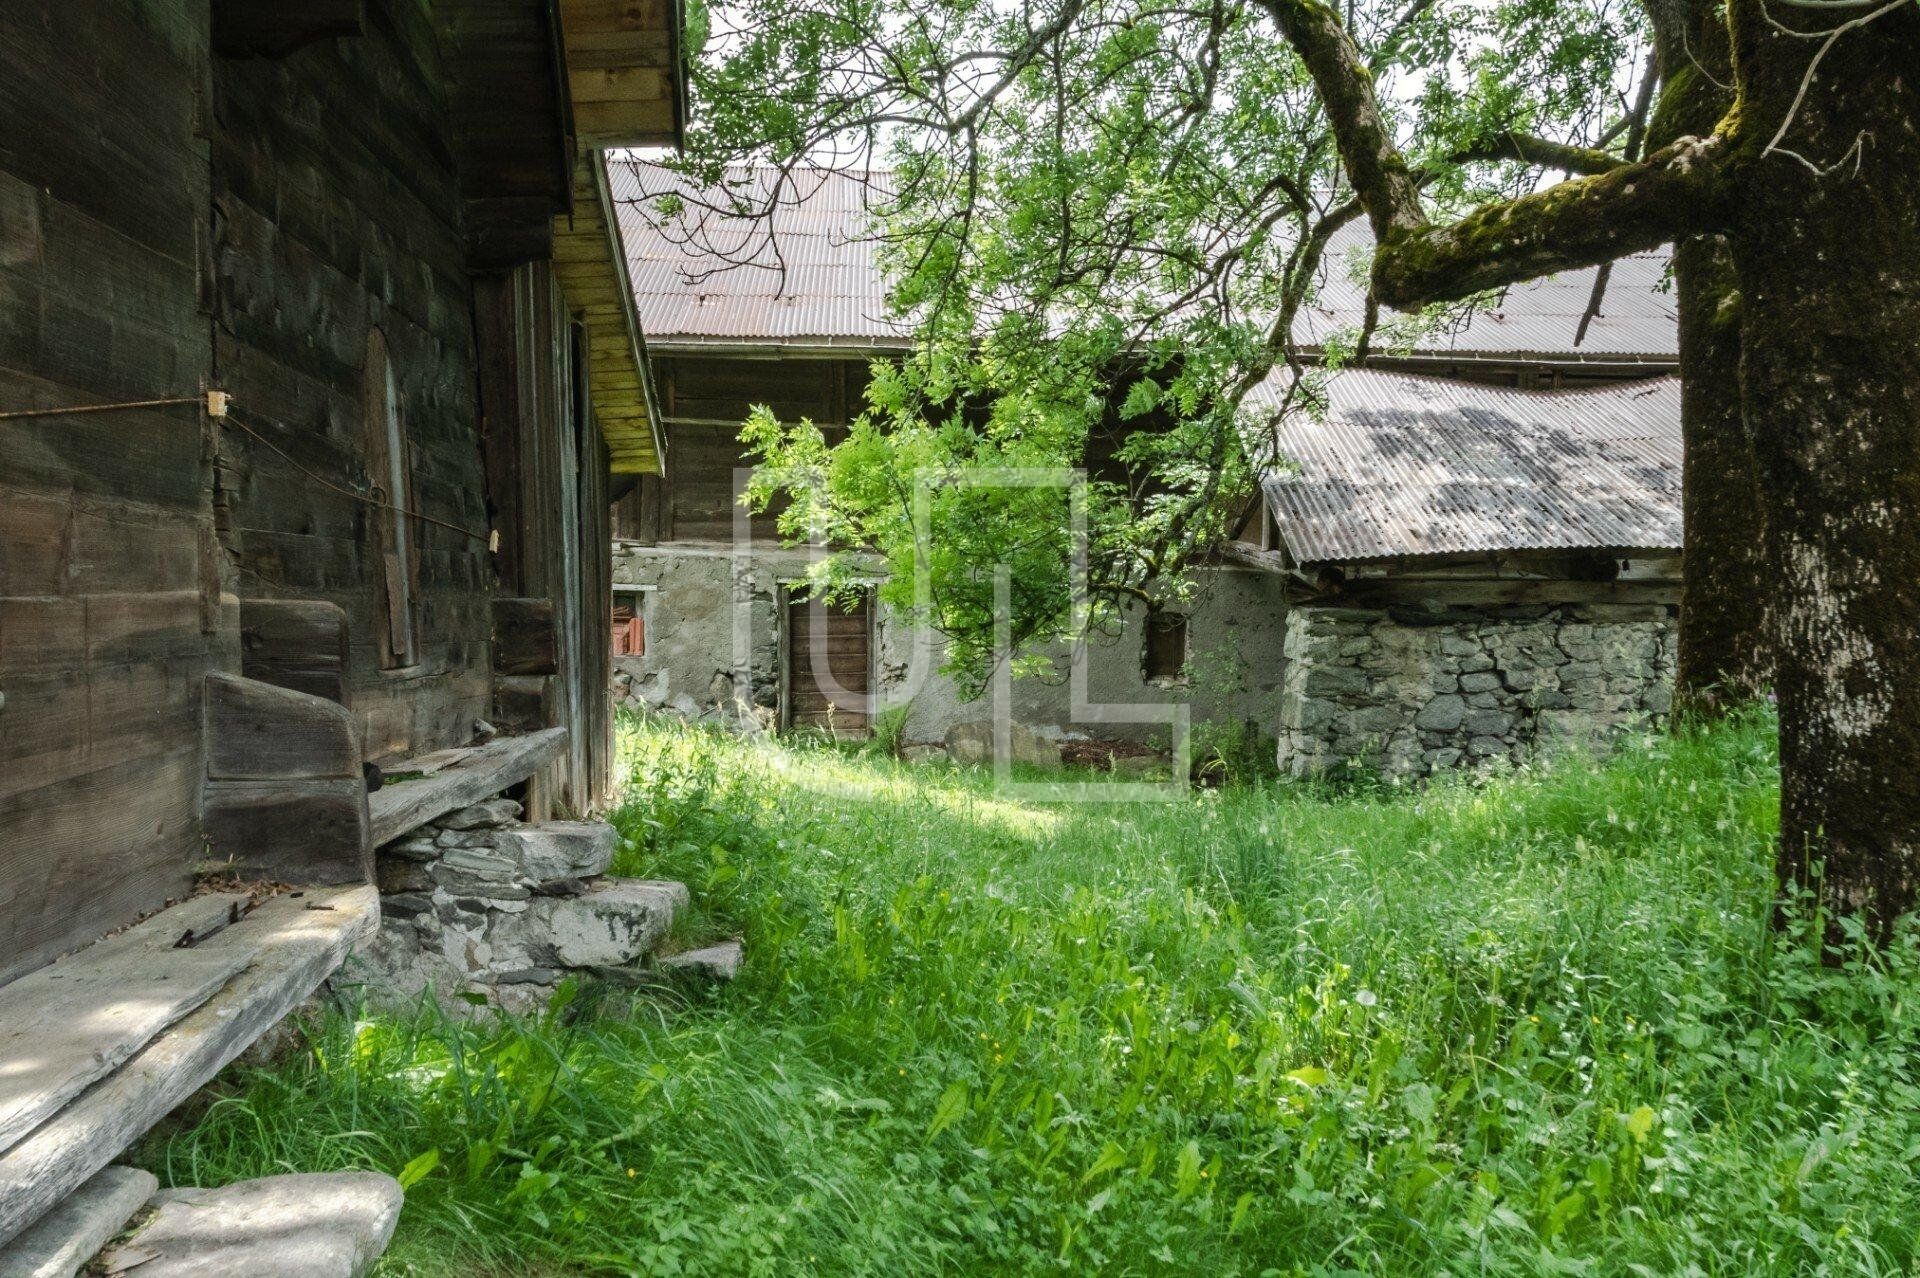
[0,887,379,1248]
[367,728,566,847]
[0,896,253,1155]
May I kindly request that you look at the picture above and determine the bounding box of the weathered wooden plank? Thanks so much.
[0,749,202,989]
[367,727,566,846]
[204,673,361,782]
[0,887,379,1249]
[202,779,372,886]
[0,895,251,1157]
[1334,578,1682,608]
[0,1164,156,1278]
[239,599,349,703]
[493,596,557,675]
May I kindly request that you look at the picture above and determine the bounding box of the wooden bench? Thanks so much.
[0,885,379,1247]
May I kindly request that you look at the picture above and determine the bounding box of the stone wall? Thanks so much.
[610,542,1290,745]
[352,800,688,1013]
[1276,604,1676,779]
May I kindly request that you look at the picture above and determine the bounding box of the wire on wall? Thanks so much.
[2,388,492,545]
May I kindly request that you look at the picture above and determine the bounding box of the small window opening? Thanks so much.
[612,588,650,657]
[1144,610,1189,685]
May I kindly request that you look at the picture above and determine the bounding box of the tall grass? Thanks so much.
[145,709,1920,1275]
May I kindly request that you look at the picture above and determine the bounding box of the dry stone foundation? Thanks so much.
[1276,603,1677,780]
[346,800,689,1013]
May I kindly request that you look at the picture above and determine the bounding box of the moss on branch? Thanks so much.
[1372,135,1732,309]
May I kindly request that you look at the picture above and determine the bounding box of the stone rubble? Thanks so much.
[345,800,693,1012]
[1277,603,1677,780]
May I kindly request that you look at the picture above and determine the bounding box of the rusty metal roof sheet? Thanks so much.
[609,160,911,349]
[612,162,1679,363]
[1251,370,1682,566]
[1295,220,1677,362]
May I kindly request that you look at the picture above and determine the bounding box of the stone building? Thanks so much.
[608,162,1682,774]
[1254,372,1680,779]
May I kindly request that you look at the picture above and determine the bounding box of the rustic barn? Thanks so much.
[605,162,1682,773]
[606,161,1290,745]
[0,0,680,1260]
[1245,370,1681,777]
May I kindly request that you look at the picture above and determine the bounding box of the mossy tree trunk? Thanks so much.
[1726,1,1920,940]
[1671,236,1770,716]
[1651,7,1773,717]
[1268,0,1920,939]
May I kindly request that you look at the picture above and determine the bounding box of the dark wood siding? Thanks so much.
[639,355,872,543]
[209,1,492,763]
[477,265,615,813]
[785,589,872,736]
[0,0,216,985]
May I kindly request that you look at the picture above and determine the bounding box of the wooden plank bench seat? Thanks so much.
[367,727,567,847]
[0,885,379,1248]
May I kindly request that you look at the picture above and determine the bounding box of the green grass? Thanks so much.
[143,710,1920,1275]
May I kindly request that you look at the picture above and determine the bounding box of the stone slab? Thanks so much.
[494,822,617,883]
[659,939,743,983]
[95,1172,401,1278]
[533,879,687,967]
[0,1166,156,1278]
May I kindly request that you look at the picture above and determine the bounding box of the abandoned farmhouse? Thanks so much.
[608,163,1683,778]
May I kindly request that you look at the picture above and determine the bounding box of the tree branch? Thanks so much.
[1449,130,1626,177]
[1258,0,1732,311]
[1372,135,1730,307]
[1254,0,1426,242]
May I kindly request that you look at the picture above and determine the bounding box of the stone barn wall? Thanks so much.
[1276,603,1677,779]
[610,543,1289,746]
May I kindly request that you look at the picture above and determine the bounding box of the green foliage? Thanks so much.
[667,0,1647,686]
[142,710,1920,1275]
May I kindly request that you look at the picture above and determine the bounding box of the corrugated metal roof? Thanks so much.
[1252,370,1681,566]
[613,162,1678,361]
[1295,219,1677,362]
[609,160,911,348]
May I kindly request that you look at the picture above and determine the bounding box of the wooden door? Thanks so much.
[784,589,873,736]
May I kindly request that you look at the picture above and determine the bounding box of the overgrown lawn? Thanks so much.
[144,711,1920,1275]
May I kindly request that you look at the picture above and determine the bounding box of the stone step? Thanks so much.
[0,1166,155,1278]
[536,878,689,968]
[659,938,744,983]
[93,1172,402,1278]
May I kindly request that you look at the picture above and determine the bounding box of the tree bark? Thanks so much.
[1725,0,1920,941]
[1670,235,1771,714]
[1649,6,1773,717]
[1264,0,1920,940]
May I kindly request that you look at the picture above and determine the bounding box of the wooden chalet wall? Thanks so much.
[209,2,493,764]
[0,0,642,984]
[0,0,218,986]
[478,264,613,812]
[615,355,871,544]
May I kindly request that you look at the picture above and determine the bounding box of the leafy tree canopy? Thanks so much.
[658,0,1648,689]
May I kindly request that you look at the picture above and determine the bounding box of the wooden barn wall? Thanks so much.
[0,0,219,985]
[208,2,493,763]
[636,355,872,543]
[478,263,612,812]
